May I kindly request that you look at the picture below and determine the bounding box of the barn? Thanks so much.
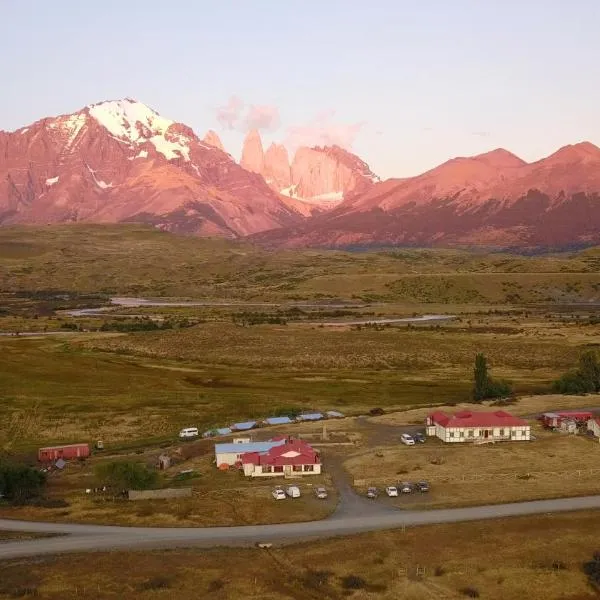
[38,443,90,462]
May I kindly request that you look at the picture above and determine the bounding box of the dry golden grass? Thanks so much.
[346,424,600,507]
[370,393,600,426]
[2,511,600,599]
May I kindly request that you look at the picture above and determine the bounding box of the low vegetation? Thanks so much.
[554,349,600,394]
[473,352,512,401]
[1,511,599,599]
[94,461,158,491]
[0,462,46,504]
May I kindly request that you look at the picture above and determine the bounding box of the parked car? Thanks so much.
[286,485,301,498]
[399,481,413,494]
[178,427,199,439]
[416,480,430,493]
[366,487,378,499]
[314,487,328,499]
[400,433,415,446]
[272,487,286,500]
[413,432,426,443]
[385,486,398,497]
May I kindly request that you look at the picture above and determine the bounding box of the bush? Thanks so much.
[0,463,46,504]
[340,575,366,590]
[138,576,171,591]
[583,552,600,588]
[434,566,446,576]
[459,587,480,598]
[95,461,158,491]
[301,570,332,588]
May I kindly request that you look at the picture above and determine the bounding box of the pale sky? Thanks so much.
[2,0,599,179]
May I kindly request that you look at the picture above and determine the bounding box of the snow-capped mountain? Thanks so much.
[0,99,301,236]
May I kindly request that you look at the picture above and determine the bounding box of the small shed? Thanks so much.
[216,427,232,436]
[559,419,578,434]
[38,443,90,463]
[326,410,344,418]
[541,412,561,428]
[157,454,171,470]
[297,413,324,422]
[232,421,257,431]
[587,418,600,440]
[264,416,292,426]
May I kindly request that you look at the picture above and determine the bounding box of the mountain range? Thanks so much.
[2,98,600,250]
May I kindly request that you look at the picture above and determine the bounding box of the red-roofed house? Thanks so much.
[241,437,321,478]
[426,410,530,443]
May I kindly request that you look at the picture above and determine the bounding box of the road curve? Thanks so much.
[2,495,600,559]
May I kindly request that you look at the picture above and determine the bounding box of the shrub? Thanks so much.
[138,576,171,591]
[207,579,225,592]
[341,575,366,590]
[583,551,600,588]
[95,461,158,491]
[459,587,480,598]
[434,566,446,576]
[301,570,332,588]
[0,463,46,504]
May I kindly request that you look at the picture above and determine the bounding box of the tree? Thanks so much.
[472,353,512,402]
[473,353,489,402]
[579,350,600,392]
[0,463,46,504]
[553,349,600,394]
[95,461,158,491]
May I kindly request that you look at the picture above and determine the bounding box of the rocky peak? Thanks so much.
[203,129,224,151]
[240,129,264,174]
[263,143,291,189]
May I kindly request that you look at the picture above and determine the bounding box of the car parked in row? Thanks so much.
[399,481,413,494]
[416,480,430,492]
[286,485,301,498]
[385,485,399,497]
[272,487,286,500]
[400,433,415,445]
[413,432,426,443]
[367,487,378,499]
[314,487,328,499]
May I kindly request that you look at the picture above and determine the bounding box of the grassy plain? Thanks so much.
[2,223,600,302]
[347,424,600,506]
[2,511,600,599]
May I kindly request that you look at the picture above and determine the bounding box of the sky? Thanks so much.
[2,0,599,179]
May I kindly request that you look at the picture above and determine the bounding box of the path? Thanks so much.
[1,495,600,559]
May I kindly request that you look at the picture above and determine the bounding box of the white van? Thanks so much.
[286,485,301,498]
[179,427,199,439]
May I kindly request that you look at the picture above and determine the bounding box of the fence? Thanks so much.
[128,487,192,501]
[354,467,600,487]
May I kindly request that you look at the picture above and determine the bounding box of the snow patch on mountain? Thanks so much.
[88,98,191,163]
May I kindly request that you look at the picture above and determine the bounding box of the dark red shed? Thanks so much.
[38,443,90,462]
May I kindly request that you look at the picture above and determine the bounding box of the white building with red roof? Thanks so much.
[587,417,600,441]
[240,437,321,478]
[426,410,530,443]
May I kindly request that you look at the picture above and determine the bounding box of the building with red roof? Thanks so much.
[426,410,530,443]
[586,417,600,441]
[240,437,321,478]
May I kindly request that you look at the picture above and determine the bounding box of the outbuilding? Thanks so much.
[38,443,90,462]
[426,410,530,443]
[587,418,600,440]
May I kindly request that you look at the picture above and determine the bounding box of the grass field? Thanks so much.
[346,424,600,507]
[1,224,600,302]
[2,511,600,599]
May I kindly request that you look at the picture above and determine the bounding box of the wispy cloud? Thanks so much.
[472,131,491,138]
[215,96,280,132]
[285,110,365,150]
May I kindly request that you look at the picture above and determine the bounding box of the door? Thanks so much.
[484,430,489,439]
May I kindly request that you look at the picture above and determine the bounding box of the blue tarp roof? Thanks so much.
[215,440,285,454]
[326,410,344,418]
[232,421,257,431]
[216,427,232,435]
[298,413,324,421]
[265,416,292,425]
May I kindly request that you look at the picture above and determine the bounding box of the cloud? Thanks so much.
[244,104,280,132]
[472,131,491,138]
[285,111,365,150]
[215,96,244,130]
[215,96,280,132]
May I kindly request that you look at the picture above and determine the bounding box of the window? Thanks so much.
[449,432,455,438]
[459,430,464,437]
[499,429,504,436]
[292,465,302,472]
[303,464,314,472]
[262,465,272,473]
[274,466,284,473]
[468,430,474,437]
